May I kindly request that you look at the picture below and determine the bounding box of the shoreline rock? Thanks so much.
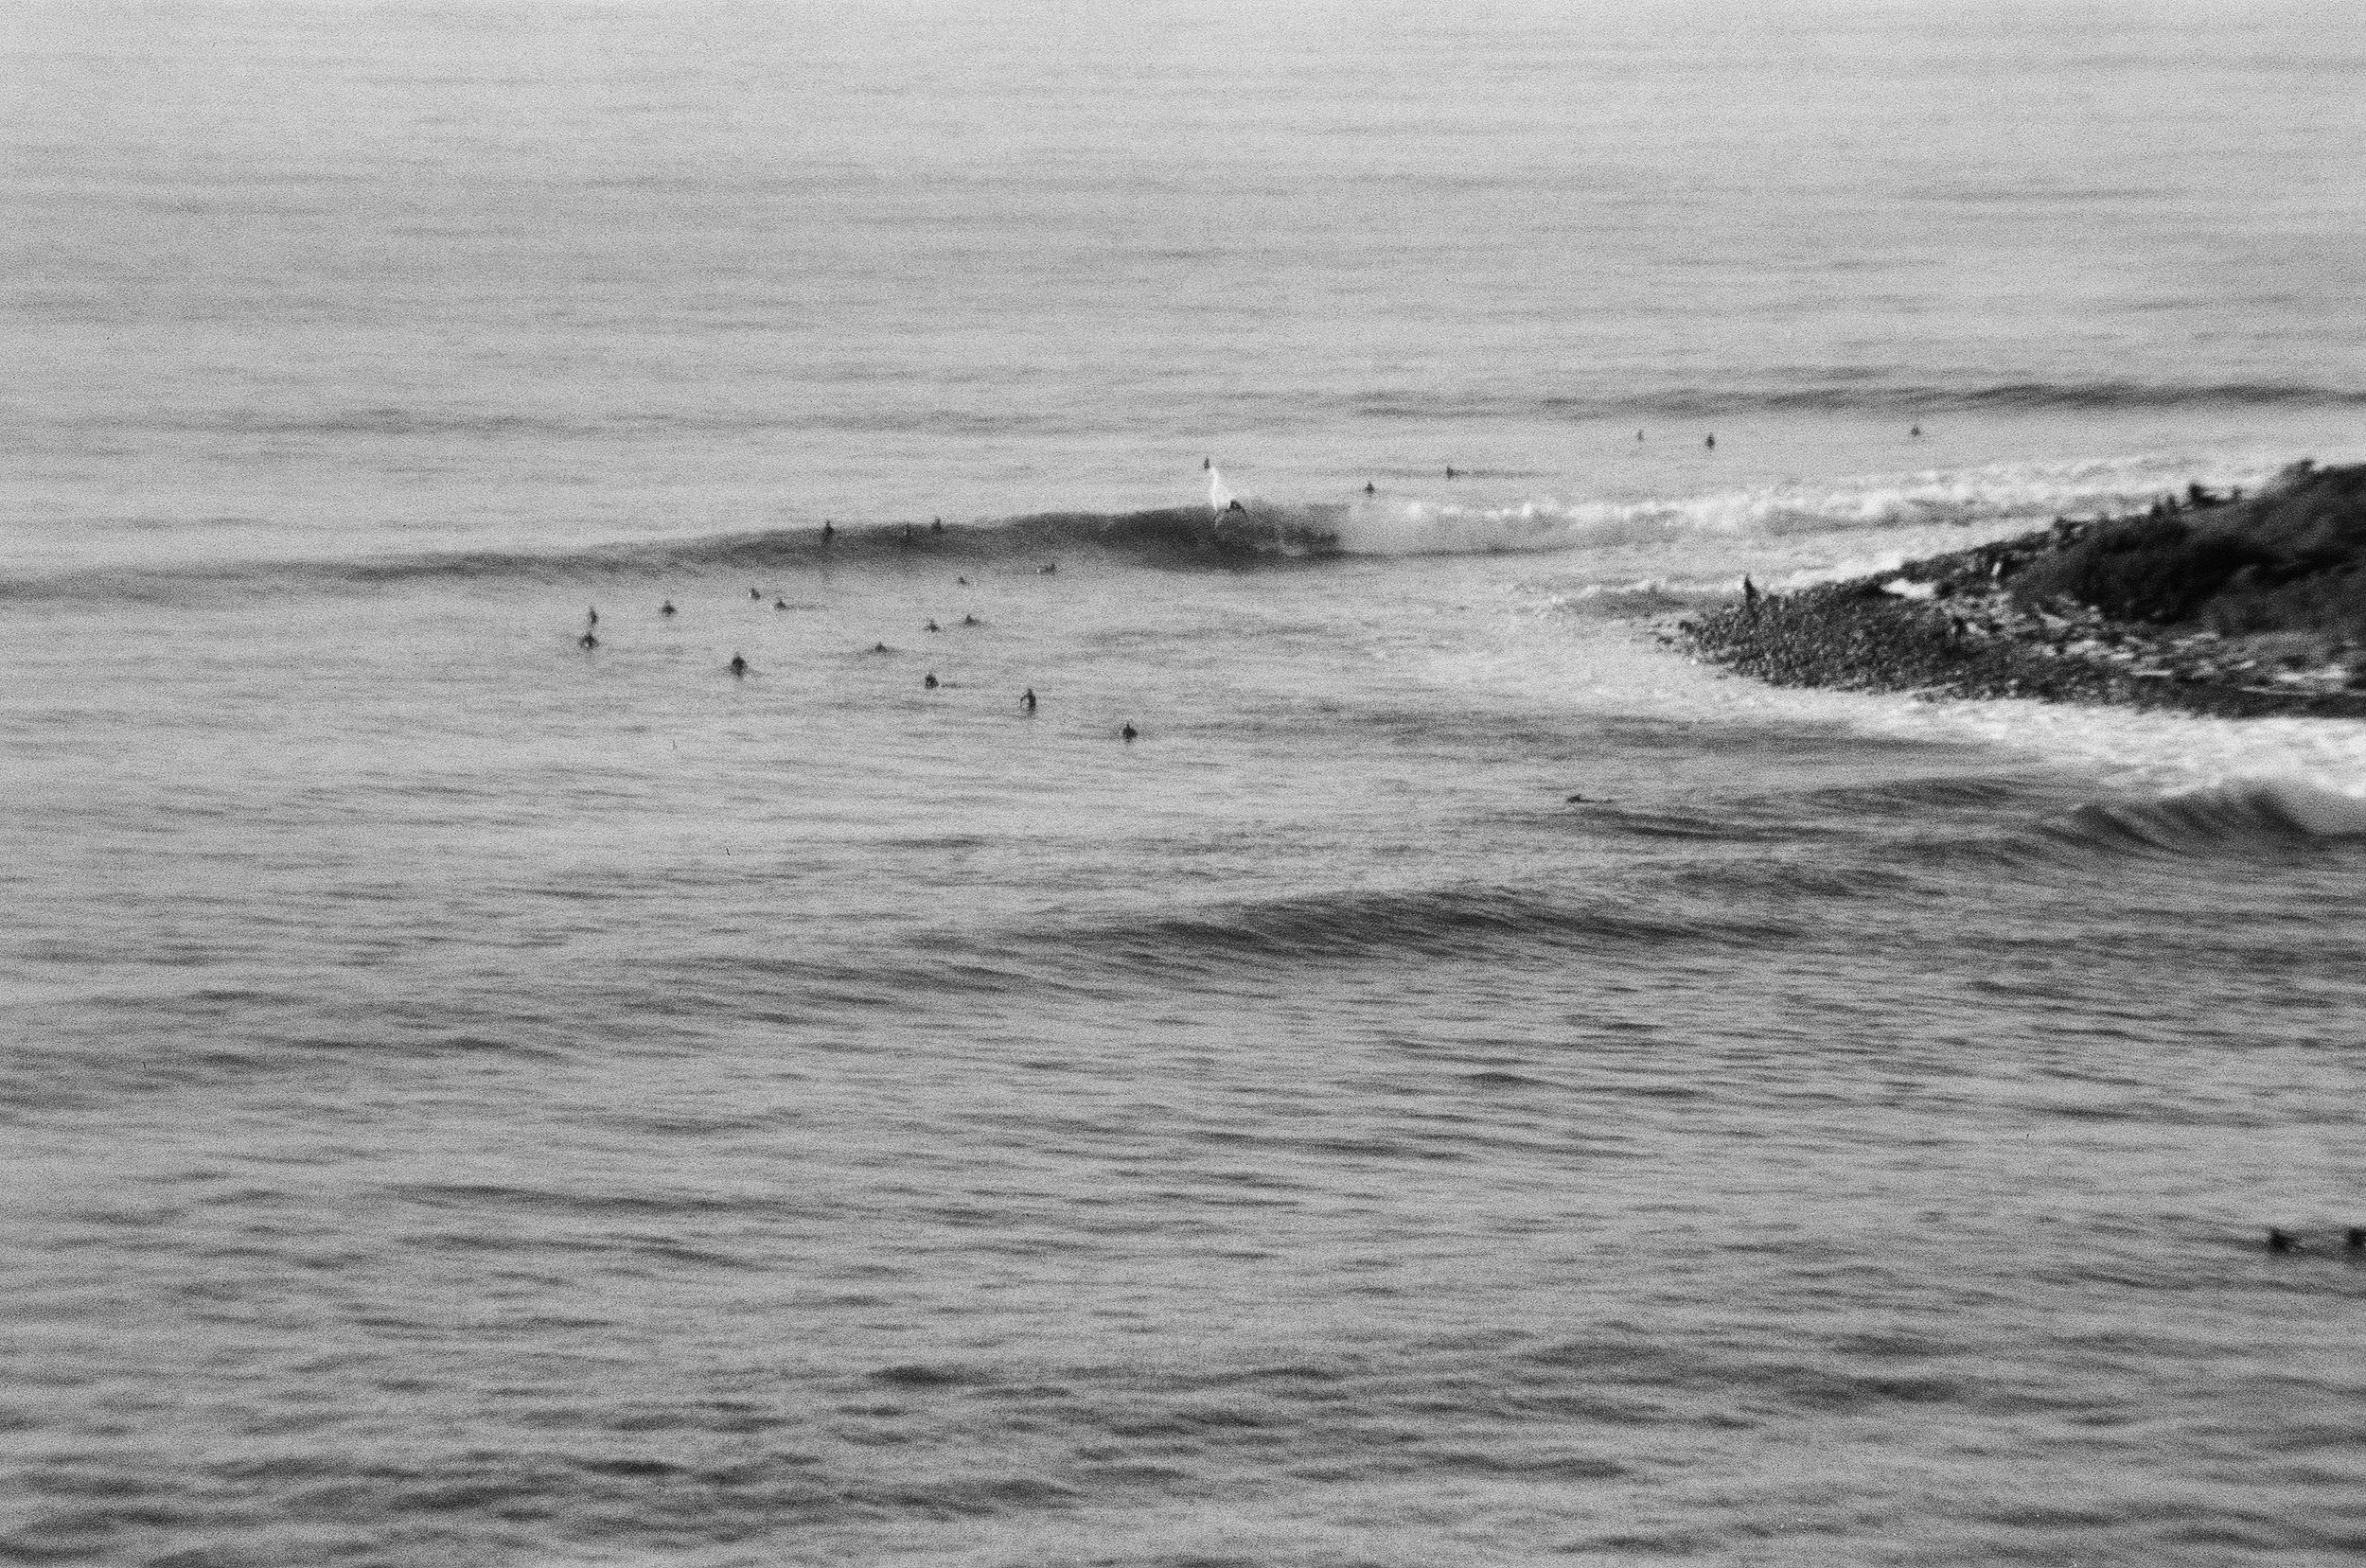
[1673,464,2366,720]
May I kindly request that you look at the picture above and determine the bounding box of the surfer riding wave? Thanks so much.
[1205,458,1246,514]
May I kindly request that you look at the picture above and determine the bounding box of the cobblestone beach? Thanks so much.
[1679,469,2366,720]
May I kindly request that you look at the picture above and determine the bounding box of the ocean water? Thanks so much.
[5,3,2366,1563]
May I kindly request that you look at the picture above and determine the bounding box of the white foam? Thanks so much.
[1207,465,1236,514]
[1333,452,2291,560]
[1380,449,2366,810]
[1495,570,2366,806]
[1865,692,2366,800]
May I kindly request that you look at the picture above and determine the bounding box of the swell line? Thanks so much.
[1348,379,2366,422]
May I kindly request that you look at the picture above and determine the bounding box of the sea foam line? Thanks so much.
[1334,453,2296,558]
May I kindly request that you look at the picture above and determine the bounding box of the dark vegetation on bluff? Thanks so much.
[2010,462,2366,639]
[1678,461,2366,718]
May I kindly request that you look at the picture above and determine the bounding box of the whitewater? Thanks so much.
[5,2,2365,1564]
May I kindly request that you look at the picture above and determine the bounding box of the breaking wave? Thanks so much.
[0,452,2303,603]
[1333,453,2281,557]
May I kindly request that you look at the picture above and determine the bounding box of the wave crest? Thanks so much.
[1045,884,1801,974]
[2048,781,2366,858]
[0,504,1351,603]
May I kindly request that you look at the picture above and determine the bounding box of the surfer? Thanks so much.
[661,600,677,617]
[1227,499,1245,513]
[1038,562,1057,575]
[2268,1228,2298,1253]
[774,598,787,609]
[578,631,598,649]
[1021,688,1036,713]
[926,620,941,632]
[924,672,939,689]
[1121,722,1138,741]
[587,607,598,626]
[750,588,761,600]
[1704,433,1716,449]
[931,517,944,534]
[1364,482,1375,495]
[821,520,835,541]
[1444,465,1457,479]
[1910,424,1922,438]
[962,614,980,626]
[729,654,749,677]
